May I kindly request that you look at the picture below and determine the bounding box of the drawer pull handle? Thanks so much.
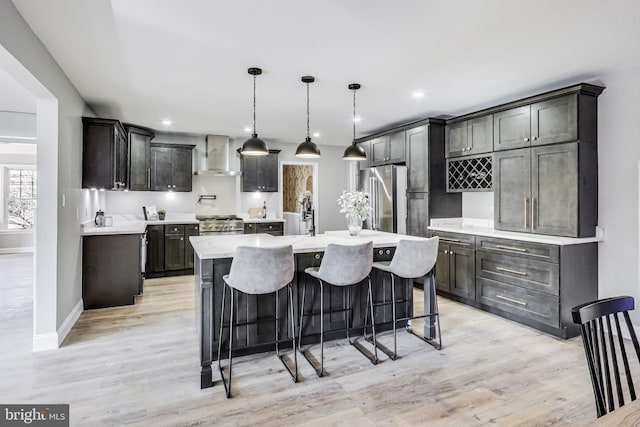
[496,266,528,276]
[496,294,528,306]
[439,237,460,243]
[495,244,528,252]
[314,254,321,260]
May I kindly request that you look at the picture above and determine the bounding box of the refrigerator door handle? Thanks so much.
[373,178,380,230]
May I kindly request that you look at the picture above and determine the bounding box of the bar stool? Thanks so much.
[371,237,440,359]
[218,245,297,398]
[298,241,377,377]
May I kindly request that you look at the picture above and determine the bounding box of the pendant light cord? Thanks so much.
[253,74,257,134]
[306,83,311,139]
[352,88,357,142]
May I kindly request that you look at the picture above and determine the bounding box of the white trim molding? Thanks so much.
[57,299,83,347]
[0,247,33,254]
[31,299,83,351]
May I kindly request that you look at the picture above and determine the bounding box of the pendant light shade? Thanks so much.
[343,83,367,161]
[295,76,321,159]
[240,67,269,156]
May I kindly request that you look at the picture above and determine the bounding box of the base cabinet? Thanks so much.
[429,230,597,338]
[244,221,284,236]
[146,223,199,276]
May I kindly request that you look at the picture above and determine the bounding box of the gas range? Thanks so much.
[197,214,244,235]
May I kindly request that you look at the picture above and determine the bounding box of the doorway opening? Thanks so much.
[280,161,318,235]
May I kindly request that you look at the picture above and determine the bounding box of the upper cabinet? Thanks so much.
[494,93,585,151]
[82,117,128,190]
[150,143,195,192]
[445,115,493,158]
[369,132,405,166]
[357,140,371,170]
[240,149,280,192]
[406,126,428,192]
[125,124,154,191]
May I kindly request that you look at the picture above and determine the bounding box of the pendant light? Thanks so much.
[342,83,367,161]
[240,67,269,156]
[295,76,321,158]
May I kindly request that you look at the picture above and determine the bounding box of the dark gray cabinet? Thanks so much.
[244,221,283,236]
[370,133,405,166]
[407,192,428,237]
[240,150,280,192]
[165,224,186,271]
[445,115,493,158]
[357,140,371,170]
[145,225,165,273]
[494,142,596,237]
[494,94,582,152]
[125,125,154,191]
[82,117,128,190]
[185,224,200,269]
[430,232,475,303]
[406,126,428,192]
[150,143,194,192]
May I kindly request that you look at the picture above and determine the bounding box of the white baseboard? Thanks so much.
[32,332,58,352]
[0,247,34,254]
[57,299,83,346]
[31,299,83,352]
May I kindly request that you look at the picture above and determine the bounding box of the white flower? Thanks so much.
[337,190,371,220]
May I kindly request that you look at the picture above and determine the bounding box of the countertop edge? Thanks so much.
[427,225,601,246]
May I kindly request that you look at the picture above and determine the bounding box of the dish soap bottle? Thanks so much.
[262,201,267,219]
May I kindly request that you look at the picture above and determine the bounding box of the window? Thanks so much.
[7,168,37,229]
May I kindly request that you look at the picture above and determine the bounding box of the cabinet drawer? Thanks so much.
[185,224,199,234]
[256,222,283,235]
[476,250,559,296]
[476,277,559,329]
[165,224,185,235]
[475,236,559,263]
[244,223,257,234]
[428,231,475,248]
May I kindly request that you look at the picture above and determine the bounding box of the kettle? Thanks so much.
[94,210,105,227]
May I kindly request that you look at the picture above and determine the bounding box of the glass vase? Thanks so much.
[347,215,363,236]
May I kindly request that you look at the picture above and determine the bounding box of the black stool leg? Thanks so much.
[351,277,379,365]
[299,278,325,377]
[218,285,234,398]
[406,271,442,350]
[275,285,298,382]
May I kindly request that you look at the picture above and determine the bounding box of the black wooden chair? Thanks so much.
[572,296,640,417]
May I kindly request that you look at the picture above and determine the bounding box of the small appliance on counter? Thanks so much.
[94,210,105,227]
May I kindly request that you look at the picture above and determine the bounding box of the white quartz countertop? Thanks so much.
[242,218,286,223]
[190,230,427,260]
[81,213,198,236]
[427,222,601,246]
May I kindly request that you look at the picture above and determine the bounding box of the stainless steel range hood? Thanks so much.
[194,135,242,176]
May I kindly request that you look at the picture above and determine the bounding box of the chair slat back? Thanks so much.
[572,296,640,417]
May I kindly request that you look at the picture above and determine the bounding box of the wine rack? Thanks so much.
[447,155,492,192]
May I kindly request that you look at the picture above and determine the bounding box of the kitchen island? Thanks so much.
[190,231,432,389]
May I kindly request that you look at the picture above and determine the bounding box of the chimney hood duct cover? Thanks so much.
[195,135,242,176]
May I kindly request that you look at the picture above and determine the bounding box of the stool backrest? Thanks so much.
[572,296,640,417]
[317,241,373,286]
[227,245,294,295]
[389,237,439,279]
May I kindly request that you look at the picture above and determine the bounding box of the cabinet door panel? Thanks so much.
[184,224,199,269]
[445,121,468,158]
[388,131,406,163]
[240,156,259,192]
[468,115,493,155]
[434,244,450,292]
[358,141,371,170]
[531,143,578,236]
[261,152,278,192]
[531,94,577,146]
[129,131,150,191]
[370,137,388,166]
[406,126,428,192]
[145,225,165,273]
[494,148,531,232]
[493,106,531,151]
[164,233,186,270]
[151,146,173,191]
[407,192,428,237]
[171,147,193,192]
[449,247,475,300]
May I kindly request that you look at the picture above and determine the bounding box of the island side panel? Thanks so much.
[195,254,214,389]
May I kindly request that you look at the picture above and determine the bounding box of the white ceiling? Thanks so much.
[10,0,640,146]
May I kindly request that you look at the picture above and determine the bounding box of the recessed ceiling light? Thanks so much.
[353,117,361,123]
[243,127,252,132]
[412,91,425,98]
[162,119,172,126]
[313,132,321,138]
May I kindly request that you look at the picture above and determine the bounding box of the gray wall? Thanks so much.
[0,0,96,341]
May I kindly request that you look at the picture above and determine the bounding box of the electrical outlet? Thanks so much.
[62,193,66,207]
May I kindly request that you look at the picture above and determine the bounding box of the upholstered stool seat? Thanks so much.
[298,241,378,376]
[218,245,297,398]
[371,237,441,359]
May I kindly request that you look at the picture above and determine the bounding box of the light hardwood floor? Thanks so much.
[1,253,599,426]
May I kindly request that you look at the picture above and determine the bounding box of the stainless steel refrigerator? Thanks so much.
[358,165,407,234]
